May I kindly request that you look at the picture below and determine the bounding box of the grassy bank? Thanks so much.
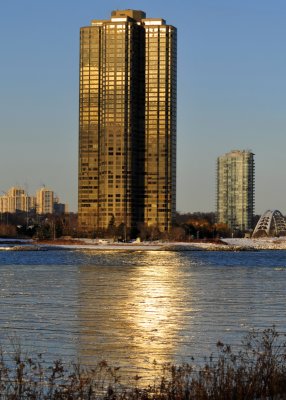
[1,327,286,399]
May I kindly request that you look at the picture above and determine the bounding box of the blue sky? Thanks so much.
[0,0,285,213]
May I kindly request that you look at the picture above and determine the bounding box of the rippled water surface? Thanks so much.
[0,249,286,378]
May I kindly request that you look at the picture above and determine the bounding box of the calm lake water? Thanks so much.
[0,249,286,379]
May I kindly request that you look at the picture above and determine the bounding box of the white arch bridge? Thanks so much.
[252,210,286,238]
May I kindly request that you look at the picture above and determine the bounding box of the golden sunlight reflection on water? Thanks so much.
[78,251,190,378]
[1,250,286,383]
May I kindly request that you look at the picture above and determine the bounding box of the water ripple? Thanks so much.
[0,250,285,380]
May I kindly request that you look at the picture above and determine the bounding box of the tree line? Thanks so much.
[0,211,262,240]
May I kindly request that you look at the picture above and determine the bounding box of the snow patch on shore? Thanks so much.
[222,237,286,250]
[41,238,286,251]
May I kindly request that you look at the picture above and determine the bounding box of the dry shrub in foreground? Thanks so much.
[1,327,286,399]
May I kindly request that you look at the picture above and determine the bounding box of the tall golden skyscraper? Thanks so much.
[78,10,177,235]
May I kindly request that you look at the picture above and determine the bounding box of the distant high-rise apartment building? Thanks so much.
[36,187,54,214]
[0,187,35,213]
[78,9,177,235]
[217,150,255,231]
[0,186,67,215]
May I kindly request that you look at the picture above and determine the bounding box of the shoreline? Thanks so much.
[2,237,286,251]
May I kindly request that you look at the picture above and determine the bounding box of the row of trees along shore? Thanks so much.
[0,211,262,240]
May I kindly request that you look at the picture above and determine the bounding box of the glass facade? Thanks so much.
[78,10,177,234]
[217,150,255,231]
